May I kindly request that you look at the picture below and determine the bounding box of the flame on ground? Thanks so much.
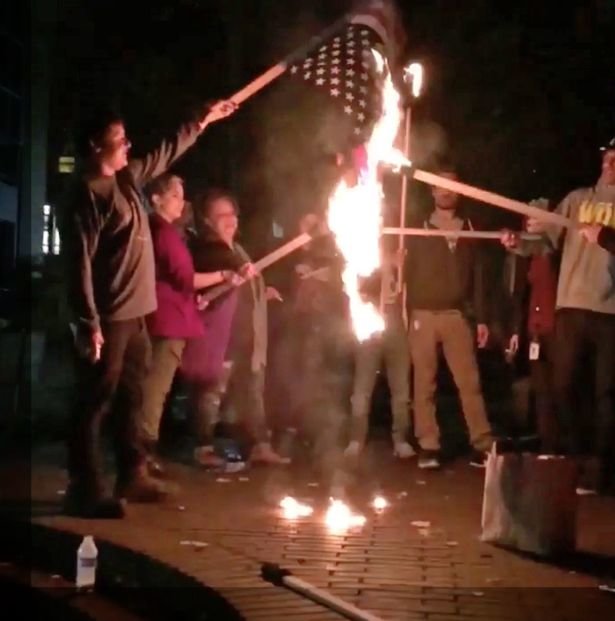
[372,495,389,511]
[327,49,404,341]
[325,499,366,534]
[280,496,314,519]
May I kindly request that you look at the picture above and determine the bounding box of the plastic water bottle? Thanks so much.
[76,535,97,589]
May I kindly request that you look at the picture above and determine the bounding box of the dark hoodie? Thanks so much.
[404,217,487,322]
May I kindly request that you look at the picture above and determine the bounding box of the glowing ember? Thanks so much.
[372,496,389,511]
[325,499,366,534]
[280,496,313,519]
[327,49,405,341]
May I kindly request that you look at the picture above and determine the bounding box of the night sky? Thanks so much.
[48,0,615,245]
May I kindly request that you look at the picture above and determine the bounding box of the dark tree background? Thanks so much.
[47,0,615,253]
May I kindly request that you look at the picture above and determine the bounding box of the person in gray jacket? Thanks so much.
[63,100,236,518]
[502,136,615,494]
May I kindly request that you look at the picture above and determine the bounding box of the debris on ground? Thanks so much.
[180,540,209,548]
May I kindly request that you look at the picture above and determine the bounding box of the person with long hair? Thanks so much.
[182,189,289,466]
[139,174,241,476]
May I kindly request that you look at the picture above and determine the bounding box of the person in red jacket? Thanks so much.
[524,253,559,451]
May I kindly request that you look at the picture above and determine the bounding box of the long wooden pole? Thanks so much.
[410,169,573,228]
[262,563,384,621]
[382,227,541,240]
[397,108,411,276]
[200,233,313,304]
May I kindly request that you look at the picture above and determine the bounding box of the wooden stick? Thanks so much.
[255,232,313,271]
[410,169,574,229]
[299,266,331,280]
[398,108,411,261]
[382,227,541,240]
[229,12,354,106]
[200,233,313,303]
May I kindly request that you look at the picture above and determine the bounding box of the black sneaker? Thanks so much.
[469,450,488,468]
[418,450,441,470]
[115,476,170,503]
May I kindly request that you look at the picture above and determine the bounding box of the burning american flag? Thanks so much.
[288,0,403,144]
[289,0,406,340]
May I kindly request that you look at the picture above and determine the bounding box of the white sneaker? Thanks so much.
[344,441,362,458]
[194,445,224,468]
[393,442,416,459]
[576,486,597,496]
[418,450,441,470]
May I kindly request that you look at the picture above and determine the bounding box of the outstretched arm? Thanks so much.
[128,100,237,185]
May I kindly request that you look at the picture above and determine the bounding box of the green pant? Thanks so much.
[188,361,234,446]
[350,305,410,444]
[410,310,492,452]
[223,359,269,444]
[140,338,185,444]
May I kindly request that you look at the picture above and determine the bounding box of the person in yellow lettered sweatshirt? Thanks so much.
[502,135,615,495]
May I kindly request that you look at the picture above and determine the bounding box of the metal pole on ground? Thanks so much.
[262,563,384,621]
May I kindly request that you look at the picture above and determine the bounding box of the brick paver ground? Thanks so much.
[5,442,615,620]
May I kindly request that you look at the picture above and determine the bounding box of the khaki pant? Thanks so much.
[350,305,410,444]
[140,338,186,444]
[410,310,492,451]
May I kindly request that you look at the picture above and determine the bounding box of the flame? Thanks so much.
[280,496,314,519]
[404,62,424,98]
[327,50,405,341]
[325,499,366,534]
[372,496,389,511]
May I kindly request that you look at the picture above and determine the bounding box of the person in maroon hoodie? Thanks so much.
[140,174,242,476]
[521,253,559,451]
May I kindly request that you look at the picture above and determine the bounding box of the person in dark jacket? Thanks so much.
[283,213,352,475]
[345,242,414,460]
[406,161,493,470]
[62,100,235,518]
[183,189,289,466]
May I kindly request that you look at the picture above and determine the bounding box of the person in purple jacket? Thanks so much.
[139,174,243,476]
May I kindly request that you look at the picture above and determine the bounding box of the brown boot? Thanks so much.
[115,464,170,503]
[64,481,126,519]
[249,442,291,465]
